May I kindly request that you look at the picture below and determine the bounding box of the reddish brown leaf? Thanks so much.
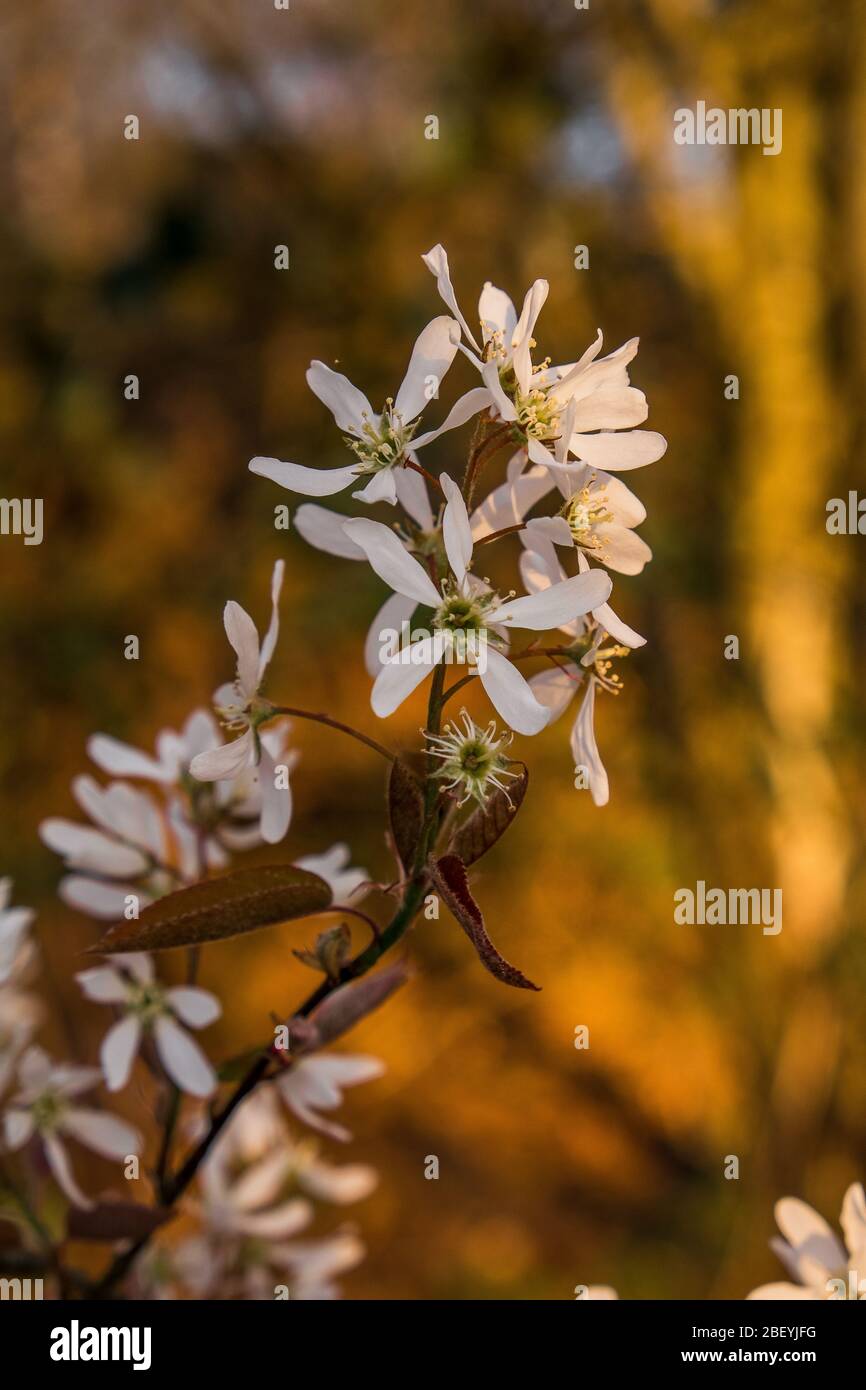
[67,1200,174,1243]
[387,758,425,875]
[450,764,528,866]
[429,853,540,991]
[93,865,332,954]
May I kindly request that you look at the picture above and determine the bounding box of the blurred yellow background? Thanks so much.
[2,0,866,1298]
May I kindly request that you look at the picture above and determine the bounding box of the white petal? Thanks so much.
[480,359,518,421]
[591,523,652,575]
[235,1199,313,1240]
[774,1197,847,1272]
[571,680,609,806]
[305,360,375,432]
[364,591,417,677]
[100,1015,142,1091]
[478,647,550,735]
[393,464,434,529]
[569,430,666,471]
[528,666,581,722]
[411,387,494,451]
[394,316,460,423]
[440,473,473,584]
[470,467,553,539]
[478,281,517,344]
[43,1134,93,1209]
[62,1107,141,1159]
[747,1283,821,1301]
[511,279,549,393]
[190,729,254,782]
[352,468,398,505]
[86,734,169,782]
[154,1015,217,1097]
[39,819,148,878]
[370,638,440,717]
[166,986,221,1029]
[59,876,150,920]
[492,569,612,630]
[841,1183,866,1263]
[256,559,284,682]
[3,1108,35,1149]
[223,600,260,699]
[250,455,360,497]
[293,504,365,559]
[341,519,441,608]
[257,743,293,845]
[75,967,128,1004]
[420,244,480,352]
[592,600,645,649]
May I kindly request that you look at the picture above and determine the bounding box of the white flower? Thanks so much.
[89,708,296,856]
[189,560,293,846]
[521,534,645,806]
[747,1183,866,1300]
[294,844,370,904]
[423,243,667,474]
[40,779,171,920]
[250,316,489,507]
[0,878,35,987]
[292,449,554,682]
[277,1053,385,1143]
[0,988,42,1098]
[425,709,519,807]
[578,1285,619,1300]
[76,953,221,1098]
[2,1046,141,1209]
[168,1088,375,1300]
[343,473,611,735]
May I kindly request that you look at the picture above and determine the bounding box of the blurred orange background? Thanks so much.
[2,0,866,1298]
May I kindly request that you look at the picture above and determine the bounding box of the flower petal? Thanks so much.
[370,637,441,717]
[305,361,374,432]
[478,281,517,345]
[75,966,128,1004]
[100,1015,142,1091]
[62,1107,141,1159]
[421,244,480,352]
[411,387,494,451]
[571,679,609,806]
[250,456,360,497]
[43,1134,93,1209]
[86,734,170,782]
[478,647,550,735]
[394,317,460,423]
[190,729,254,782]
[568,430,667,472]
[492,569,612,630]
[364,591,417,677]
[257,743,293,845]
[528,666,581,722]
[511,279,549,393]
[59,876,151,920]
[394,464,434,529]
[342,519,441,608]
[223,600,260,699]
[166,986,222,1029]
[154,1015,217,1097]
[440,473,473,584]
[293,504,365,559]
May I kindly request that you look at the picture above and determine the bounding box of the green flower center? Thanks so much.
[347,402,417,474]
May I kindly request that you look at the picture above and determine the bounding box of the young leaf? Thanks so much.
[93,865,332,954]
[450,764,528,866]
[429,853,540,991]
[295,961,410,1050]
[387,757,425,874]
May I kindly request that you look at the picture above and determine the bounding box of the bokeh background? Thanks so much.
[2,0,866,1299]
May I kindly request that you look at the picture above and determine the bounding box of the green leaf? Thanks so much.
[429,854,539,991]
[387,757,425,875]
[450,765,528,866]
[93,865,332,954]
